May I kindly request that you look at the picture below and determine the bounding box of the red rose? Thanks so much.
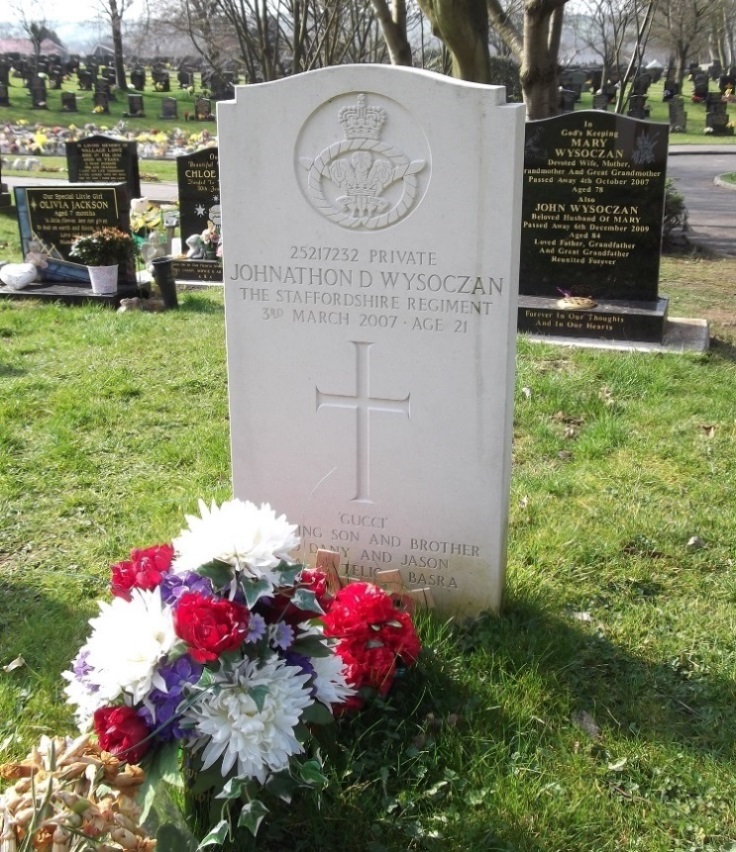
[93,706,151,764]
[174,592,249,663]
[110,544,174,600]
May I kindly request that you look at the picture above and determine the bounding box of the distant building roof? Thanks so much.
[0,38,67,58]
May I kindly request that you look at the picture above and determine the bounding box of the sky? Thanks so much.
[0,0,146,26]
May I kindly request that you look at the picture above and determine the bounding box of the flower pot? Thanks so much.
[87,264,119,295]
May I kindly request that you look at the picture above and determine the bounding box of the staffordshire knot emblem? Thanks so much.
[300,93,426,231]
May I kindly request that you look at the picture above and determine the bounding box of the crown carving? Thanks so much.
[339,94,386,140]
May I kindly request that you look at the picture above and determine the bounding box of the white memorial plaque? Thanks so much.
[219,66,524,615]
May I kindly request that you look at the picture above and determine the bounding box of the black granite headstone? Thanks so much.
[30,76,47,109]
[627,94,650,119]
[705,93,734,135]
[126,93,145,117]
[194,97,212,120]
[559,89,576,113]
[61,92,77,112]
[518,111,670,342]
[153,70,170,92]
[130,67,146,91]
[0,85,9,107]
[78,69,92,90]
[93,91,109,113]
[66,135,142,199]
[161,97,178,120]
[176,146,222,282]
[668,97,687,132]
[13,183,136,286]
[692,72,709,101]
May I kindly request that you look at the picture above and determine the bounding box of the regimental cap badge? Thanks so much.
[298,91,428,231]
[338,94,386,140]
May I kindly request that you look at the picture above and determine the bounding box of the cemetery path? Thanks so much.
[2,175,178,204]
[668,146,736,257]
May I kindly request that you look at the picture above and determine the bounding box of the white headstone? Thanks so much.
[218,66,524,616]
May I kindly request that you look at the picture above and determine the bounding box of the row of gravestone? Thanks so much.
[43,96,676,339]
[13,135,224,282]
[0,85,213,121]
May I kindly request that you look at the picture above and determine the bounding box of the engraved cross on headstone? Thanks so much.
[316,340,410,503]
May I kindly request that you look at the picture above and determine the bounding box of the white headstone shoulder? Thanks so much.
[218,65,524,616]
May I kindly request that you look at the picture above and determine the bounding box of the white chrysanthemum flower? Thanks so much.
[172,499,299,588]
[66,587,178,717]
[186,656,313,784]
[62,666,102,731]
[311,652,356,708]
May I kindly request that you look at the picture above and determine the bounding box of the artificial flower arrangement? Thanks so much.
[69,227,136,268]
[61,498,421,848]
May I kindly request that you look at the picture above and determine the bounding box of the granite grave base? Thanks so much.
[0,279,145,307]
[518,294,669,343]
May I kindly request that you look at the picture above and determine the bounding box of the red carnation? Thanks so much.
[110,543,174,600]
[93,705,151,764]
[323,582,421,706]
[174,592,249,663]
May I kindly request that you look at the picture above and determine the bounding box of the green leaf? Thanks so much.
[196,560,234,589]
[291,634,332,658]
[243,576,272,608]
[299,758,328,789]
[238,799,269,836]
[265,770,298,804]
[249,684,269,712]
[291,587,324,614]
[216,776,249,800]
[301,700,335,726]
[197,819,230,848]
[278,563,303,585]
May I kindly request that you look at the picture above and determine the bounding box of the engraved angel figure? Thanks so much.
[330,151,393,219]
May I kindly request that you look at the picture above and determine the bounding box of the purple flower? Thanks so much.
[269,621,295,651]
[159,571,213,606]
[283,651,318,699]
[71,649,100,692]
[245,613,267,643]
[140,656,203,741]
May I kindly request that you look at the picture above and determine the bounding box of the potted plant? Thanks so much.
[69,227,136,295]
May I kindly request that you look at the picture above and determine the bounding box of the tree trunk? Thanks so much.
[417,0,492,82]
[369,0,413,66]
[109,0,128,90]
[521,0,569,120]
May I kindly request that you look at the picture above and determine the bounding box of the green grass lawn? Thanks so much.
[0,72,212,133]
[1,244,735,850]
